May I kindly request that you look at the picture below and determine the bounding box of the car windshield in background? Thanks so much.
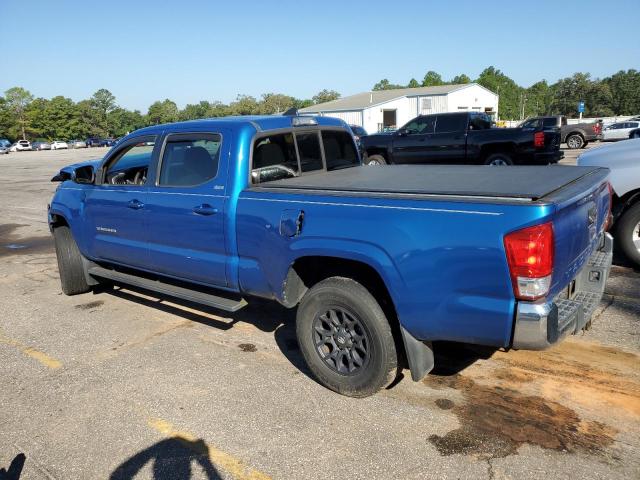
[351,126,367,136]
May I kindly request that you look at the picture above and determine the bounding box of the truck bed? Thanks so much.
[259,165,604,202]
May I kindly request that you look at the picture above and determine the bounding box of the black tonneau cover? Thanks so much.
[262,165,605,201]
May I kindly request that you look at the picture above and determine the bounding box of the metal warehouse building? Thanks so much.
[300,83,498,134]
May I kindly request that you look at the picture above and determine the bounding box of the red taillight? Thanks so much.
[504,222,554,300]
[604,182,613,230]
[534,131,545,148]
[594,123,602,135]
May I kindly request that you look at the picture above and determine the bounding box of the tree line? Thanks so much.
[0,88,341,141]
[373,67,640,120]
[1,66,638,140]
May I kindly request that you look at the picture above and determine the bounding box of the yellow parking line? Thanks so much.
[0,332,62,369]
[148,418,272,480]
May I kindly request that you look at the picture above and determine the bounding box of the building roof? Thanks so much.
[300,83,492,113]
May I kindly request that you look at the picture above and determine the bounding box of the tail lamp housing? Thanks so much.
[534,131,545,148]
[504,222,554,300]
[604,182,613,231]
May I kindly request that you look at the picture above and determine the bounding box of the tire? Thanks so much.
[615,202,640,267]
[566,133,584,149]
[53,226,91,295]
[364,154,387,166]
[296,277,398,397]
[582,141,589,148]
[484,153,514,166]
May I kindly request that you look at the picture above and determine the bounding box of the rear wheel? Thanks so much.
[566,134,584,149]
[615,203,640,267]
[53,226,91,295]
[296,277,398,397]
[484,153,513,166]
[365,154,387,166]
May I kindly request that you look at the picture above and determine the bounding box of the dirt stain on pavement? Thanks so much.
[239,343,257,352]
[75,300,104,310]
[424,339,639,458]
[0,224,53,257]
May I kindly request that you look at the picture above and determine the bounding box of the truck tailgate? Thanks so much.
[544,168,611,298]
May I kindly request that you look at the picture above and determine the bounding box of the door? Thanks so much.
[391,115,435,164]
[145,132,229,287]
[425,113,469,163]
[83,135,158,269]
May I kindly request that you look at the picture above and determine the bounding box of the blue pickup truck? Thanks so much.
[49,114,613,397]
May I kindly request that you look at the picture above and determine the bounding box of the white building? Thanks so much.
[300,83,499,134]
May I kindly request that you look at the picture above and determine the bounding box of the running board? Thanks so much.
[87,266,248,312]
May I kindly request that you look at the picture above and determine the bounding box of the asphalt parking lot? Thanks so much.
[1,146,638,479]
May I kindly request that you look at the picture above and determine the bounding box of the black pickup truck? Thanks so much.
[361,112,563,166]
[520,115,602,149]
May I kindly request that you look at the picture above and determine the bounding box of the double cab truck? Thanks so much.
[360,111,563,166]
[520,115,603,149]
[49,114,612,397]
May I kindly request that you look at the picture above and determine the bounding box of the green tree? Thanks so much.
[0,97,13,139]
[90,89,117,135]
[524,80,553,117]
[180,101,212,121]
[109,107,146,137]
[312,89,341,104]
[407,78,420,88]
[476,66,521,119]
[372,79,403,91]
[259,93,296,114]
[147,99,179,124]
[229,95,259,115]
[4,87,34,139]
[421,71,445,87]
[451,74,471,84]
[605,69,640,115]
[548,73,613,117]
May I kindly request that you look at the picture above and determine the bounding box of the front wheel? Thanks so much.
[53,226,91,295]
[296,277,398,397]
[615,203,640,267]
[566,134,584,149]
[484,153,513,166]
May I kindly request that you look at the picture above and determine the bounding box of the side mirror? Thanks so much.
[73,165,95,184]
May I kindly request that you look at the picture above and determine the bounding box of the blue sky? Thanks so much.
[1,0,638,111]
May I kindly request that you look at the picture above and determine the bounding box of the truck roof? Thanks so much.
[132,115,346,136]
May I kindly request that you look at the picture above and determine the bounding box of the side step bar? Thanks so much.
[87,266,248,312]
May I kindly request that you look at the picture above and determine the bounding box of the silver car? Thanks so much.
[32,141,52,151]
[578,139,640,266]
[602,121,640,141]
[69,140,87,149]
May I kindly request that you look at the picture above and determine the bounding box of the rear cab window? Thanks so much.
[251,128,359,184]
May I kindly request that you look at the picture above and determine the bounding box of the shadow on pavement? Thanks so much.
[110,437,220,480]
[0,453,26,480]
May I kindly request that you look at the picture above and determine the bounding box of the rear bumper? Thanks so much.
[512,232,613,350]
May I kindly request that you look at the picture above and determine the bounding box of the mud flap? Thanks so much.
[400,326,435,381]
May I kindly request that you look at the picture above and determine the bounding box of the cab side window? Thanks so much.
[158,134,221,187]
[252,133,298,184]
[105,138,156,186]
[403,116,435,134]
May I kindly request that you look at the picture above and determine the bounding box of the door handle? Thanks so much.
[127,199,144,210]
[193,204,218,216]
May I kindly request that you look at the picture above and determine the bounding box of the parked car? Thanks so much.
[602,121,640,141]
[68,139,87,149]
[85,137,103,148]
[0,145,9,155]
[100,138,117,147]
[578,139,640,266]
[520,115,602,149]
[32,141,52,151]
[361,111,563,166]
[0,139,11,149]
[51,141,69,150]
[9,140,32,151]
[630,128,640,139]
[49,114,612,397]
